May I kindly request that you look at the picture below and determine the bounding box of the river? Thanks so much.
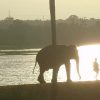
[1,45,100,86]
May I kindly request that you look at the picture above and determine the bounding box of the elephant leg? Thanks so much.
[38,66,46,84]
[51,67,59,83]
[65,62,71,82]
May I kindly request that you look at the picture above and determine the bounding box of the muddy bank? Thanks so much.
[0,81,100,100]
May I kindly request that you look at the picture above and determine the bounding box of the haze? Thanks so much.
[0,0,100,20]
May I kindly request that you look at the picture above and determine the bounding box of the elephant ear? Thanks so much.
[69,45,77,49]
[68,45,78,55]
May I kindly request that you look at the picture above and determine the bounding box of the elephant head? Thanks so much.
[67,45,81,79]
[63,45,81,81]
[34,45,81,83]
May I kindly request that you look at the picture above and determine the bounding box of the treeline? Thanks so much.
[0,15,100,49]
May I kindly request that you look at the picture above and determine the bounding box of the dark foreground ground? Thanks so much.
[0,81,100,100]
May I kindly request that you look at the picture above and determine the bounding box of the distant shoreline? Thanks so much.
[0,49,40,55]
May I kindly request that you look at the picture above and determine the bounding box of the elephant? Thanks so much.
[33,45,81,83]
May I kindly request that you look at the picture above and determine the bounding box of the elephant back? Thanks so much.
[36,45,78,66]
[36,45,67,63]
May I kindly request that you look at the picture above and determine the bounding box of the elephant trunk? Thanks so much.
[76,56,81,80]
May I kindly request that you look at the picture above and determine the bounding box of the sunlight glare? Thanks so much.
[44,44,100,82]
[78,44,100,81]
[57,65,67,82]
[57,44,100,82]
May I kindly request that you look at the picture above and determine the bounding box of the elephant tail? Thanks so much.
[33,60,37,74]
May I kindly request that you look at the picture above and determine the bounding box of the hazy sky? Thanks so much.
[0,0,100,20]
